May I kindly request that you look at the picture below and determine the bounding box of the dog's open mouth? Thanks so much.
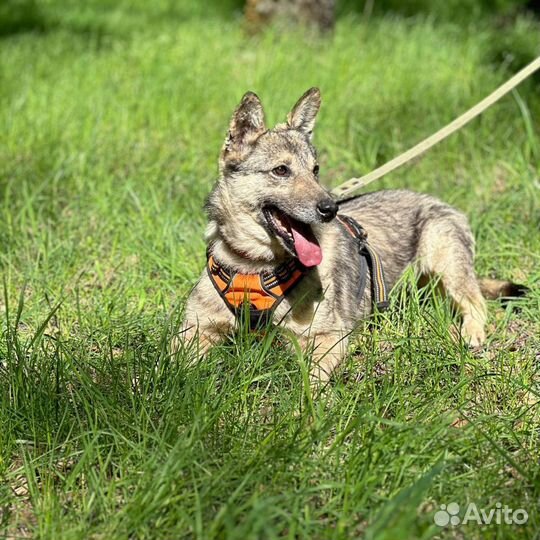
[262,206,322,267]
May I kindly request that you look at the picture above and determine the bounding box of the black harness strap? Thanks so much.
[336,214,389,311]
[234,303,274,330]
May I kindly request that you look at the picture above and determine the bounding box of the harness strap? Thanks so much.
[335,214,368,242]
[363,243,389,310]
[336,215,389,311]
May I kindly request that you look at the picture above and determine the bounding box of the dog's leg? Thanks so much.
[444,278,486,347]
[305,332,349,383]
[417,218,487,347]
[171,321,225,360]
[172,275,234,361]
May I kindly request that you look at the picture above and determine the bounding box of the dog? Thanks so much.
[176,87,524,381]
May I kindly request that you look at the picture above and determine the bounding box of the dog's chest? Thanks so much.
[273,257,373,333]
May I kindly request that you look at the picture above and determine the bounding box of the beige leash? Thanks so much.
[332,56,540,200]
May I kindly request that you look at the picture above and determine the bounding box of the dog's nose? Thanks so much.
[316,198,338,222]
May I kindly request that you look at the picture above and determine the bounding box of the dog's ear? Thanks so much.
[220,92,266,172]
[287,87,321,139]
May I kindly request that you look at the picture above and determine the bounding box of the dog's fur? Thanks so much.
[177,88,522,381]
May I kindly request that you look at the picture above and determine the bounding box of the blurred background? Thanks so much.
[2,0,540,32]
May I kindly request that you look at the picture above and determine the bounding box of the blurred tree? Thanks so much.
[0,0,46,37]
[245,0,336,31]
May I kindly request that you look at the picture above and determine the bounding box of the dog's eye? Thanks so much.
[313,165,320,176]
[272,165,291,178]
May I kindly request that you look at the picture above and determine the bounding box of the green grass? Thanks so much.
[1,1,540,538]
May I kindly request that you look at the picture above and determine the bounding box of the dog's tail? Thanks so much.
[479,278,529,300]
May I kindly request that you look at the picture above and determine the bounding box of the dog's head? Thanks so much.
[206,88,337,267]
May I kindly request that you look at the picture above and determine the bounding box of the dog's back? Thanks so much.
[339,189,475,287]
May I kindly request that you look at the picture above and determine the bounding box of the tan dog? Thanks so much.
[176,88,524,381]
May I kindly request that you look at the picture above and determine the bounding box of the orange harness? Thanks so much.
[207,214,388,329]
[207,254,306,328]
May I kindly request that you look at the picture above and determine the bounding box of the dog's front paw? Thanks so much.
[170,326,220,365]
[461,318,486,348]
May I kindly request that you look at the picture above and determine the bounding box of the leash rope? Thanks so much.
[331,55,540,200]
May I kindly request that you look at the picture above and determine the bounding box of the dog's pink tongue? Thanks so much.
[290,223,322,267]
